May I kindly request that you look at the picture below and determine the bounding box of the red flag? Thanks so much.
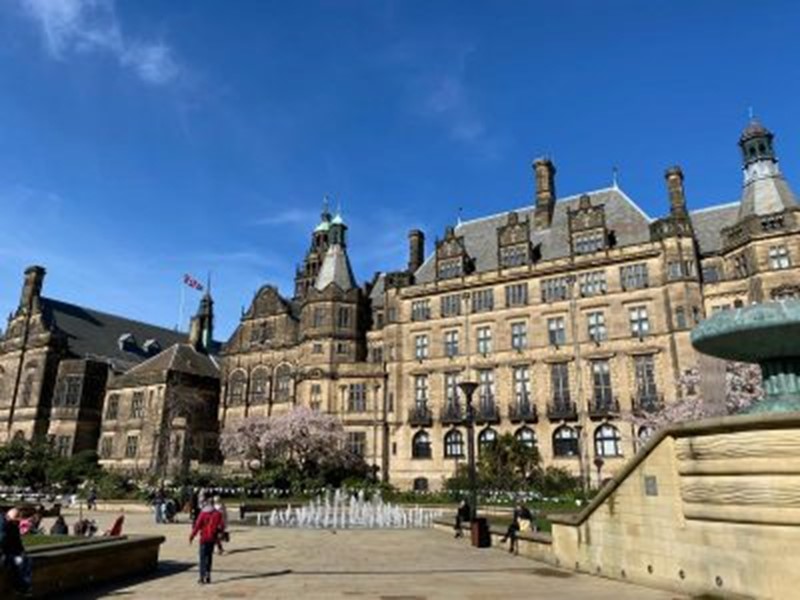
[183,273,204,291]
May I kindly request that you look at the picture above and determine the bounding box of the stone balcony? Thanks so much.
[475,399,500,425]
[508,400,538,423]
[588,397,621,419]
[632,393,664,415]
[408,405,433,427]
[440,403,464,425]
[547,400,578,421]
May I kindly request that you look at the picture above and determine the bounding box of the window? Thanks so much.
[668,261,683,280]
[675,307,687,329]
[579,270,607,296]
[587,311,607,342]
[21,375,33,406]
[478,428,497,454]
[100,437,113,459]
[477,370,495,409]
[250,369,269,405]
[444,330,459,357]
[547,317,566,346]
[471,289,494,313]
[444,430,464,458]
[310,384,322,411]
[411,300,431,321]
[412,431,432,459]
[414,334,429,360]
[130,391,144,418]
[125,435,139,458]
[505,283,528,307]
[637,425,655,446]
[275,365,292,401]
[542,277,570,302]
[515,427,536,449]
[512,366,531,405]
[172,434,182,458]
[228,372,246,406]
[414,375,429,408]
[620,263,649,290]
[634,355,658,402]
[313,343,323,354]
[553,426,578,457]
[591,360,613,404]
[63,376,81,406]
[551,363,570,404]
[347,432,366,457]
[702,265,720,283]
[732,254,749,278]
[500,245,529,267]
[476,326,492,354]
[105,394,119,420]
[444,372,460,407]
[769,245,791,270]
[574,231,604,254]
[347,383,367,412]
[336,342,349,355]
[684,260,696,277]
[371,345,383,363]
[337,307,352,328]
[629,306,650,337]
[595,424,622,457]
[438,259,463,279]
[510,321,527,350]
[440,294,462,317]
[55,435,71,457]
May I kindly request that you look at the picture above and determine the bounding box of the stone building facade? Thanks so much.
[220,120,800,490]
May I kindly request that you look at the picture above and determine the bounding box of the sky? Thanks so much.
[1,0,799,340]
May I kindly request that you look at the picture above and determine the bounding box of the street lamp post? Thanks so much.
[458,381,479,522]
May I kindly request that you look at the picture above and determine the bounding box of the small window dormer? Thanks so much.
[118,333,137,352]
[435,226,472,280]
[497,211,532,268]
[143,339,161,356]
[568,194,607,255]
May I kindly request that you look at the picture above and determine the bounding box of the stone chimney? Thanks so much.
[408,229,425,273]
[665,166,687,216]
[19,265,45,315]
[189,291,214,353]
[533,158,557,228]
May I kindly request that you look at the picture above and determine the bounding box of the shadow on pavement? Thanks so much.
[222,545,276,555]
[58,560,195,599]
[213,568,293,583]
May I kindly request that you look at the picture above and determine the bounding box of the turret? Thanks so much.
[189,290,214,353]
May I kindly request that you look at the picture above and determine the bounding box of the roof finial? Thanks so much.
[322,194,331,217]
[336,196,342,217]
[457,206,463,226]
[206,271,212,295]
[612,165,620,188]
[748,105,755,121]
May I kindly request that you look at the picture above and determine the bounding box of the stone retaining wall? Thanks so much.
[433,519,554,562]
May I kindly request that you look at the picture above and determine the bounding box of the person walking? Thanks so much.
[2,508,33,596]
[189,500,223,585]
[213,496,229,555]
[154,488,166,525]
[87,486,98,511]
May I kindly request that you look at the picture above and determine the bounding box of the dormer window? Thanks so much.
[573,230,605,254]
[438,259,463,279]
[497,211,531,268]
[568,195,608,256]
[435,227,471,281]
[118,333,137,352]
[143,339,161,356]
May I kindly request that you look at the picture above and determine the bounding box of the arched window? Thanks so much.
[515,426,536,449]
[413,477,429,492]
[412,431,432,459]
[595,424,622,457]
[478,427,497,454]
[444,429,464,458]
[553,426,578,457]
[637,425,655,448]
[250,368,269,405]
[274,365,293,402]
[228,371,246,406]
[20,374,33,406]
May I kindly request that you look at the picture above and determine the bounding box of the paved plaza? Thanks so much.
[46,510,684,599]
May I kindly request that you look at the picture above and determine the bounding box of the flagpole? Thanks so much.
[178,279,185,332]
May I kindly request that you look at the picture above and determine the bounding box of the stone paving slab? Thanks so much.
[50,511,683,599]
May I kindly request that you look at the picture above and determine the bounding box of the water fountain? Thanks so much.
[254,489,443,529]
[691,299,800,413]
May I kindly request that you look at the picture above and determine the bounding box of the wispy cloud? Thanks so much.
[18,0,179,85]
[253,208,320,227]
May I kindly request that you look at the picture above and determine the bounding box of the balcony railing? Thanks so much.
[440,403,464,425]
[475,399,500,425]
[632,393,664,415]
[547,400,578,421]
[408,405,433,427]
[508,400,538,423]
[588,396,621,419]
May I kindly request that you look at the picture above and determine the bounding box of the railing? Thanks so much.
[547,401,578,421]
[632,393,664,415]
[475,399,500,424]
[588,396,621,419]
[408,405,433,427]
[509,400,538,423]
[440,403,464,425]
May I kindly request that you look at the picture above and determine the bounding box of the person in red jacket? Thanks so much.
[189,501,224,584]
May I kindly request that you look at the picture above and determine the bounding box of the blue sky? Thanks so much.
[1,0,799,340]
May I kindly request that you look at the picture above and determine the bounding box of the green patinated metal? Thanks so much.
[691,300,800,413]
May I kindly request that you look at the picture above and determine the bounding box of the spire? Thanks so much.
[314,244,357,292]
[737,119,798,219]
[189,288,214,354]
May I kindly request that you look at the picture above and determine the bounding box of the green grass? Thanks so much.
[23,534,109,549]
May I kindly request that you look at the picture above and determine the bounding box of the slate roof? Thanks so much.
[369,273,386,308]
[41,298,189,372]
[110,343,220,387]
[689,202,740,256]
[315,244,357,291]
[739,173,798,219]
[414,186,653,283]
